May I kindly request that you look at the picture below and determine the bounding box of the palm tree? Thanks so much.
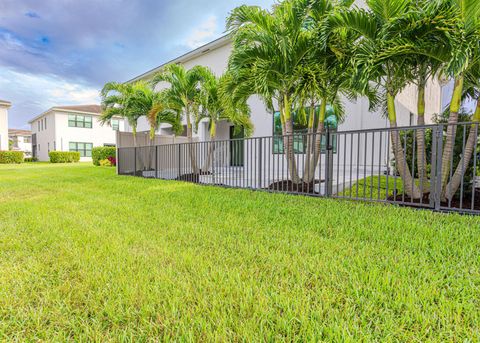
[198,70,253,172]
[100,82,141,146]
[227,0,315,184]
[333,0,424,198]
[444,57,480,200]
[439,0,480,199]
[151,64,211,174]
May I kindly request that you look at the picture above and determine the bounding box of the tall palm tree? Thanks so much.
[227,0,315,183]
[198,70,253,172]
[333,0,427,198]
[100,82,144,147]
[439,0,480,199]
[151,64,211,174]
[380,0,459,190]
[444,57,480,200]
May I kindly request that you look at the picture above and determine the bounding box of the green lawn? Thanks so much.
[0,163,479,341]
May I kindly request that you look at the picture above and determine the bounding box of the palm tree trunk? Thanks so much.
[306,100,326,183]
[387,92,422,199]
[281,94,301,184]
[440,76,464,198]
[202,120,216,172]
[186,110,199,174]
[304,104,315,183]
[132,124,137,147]
[444,99,480,201]
[416,80,428,192]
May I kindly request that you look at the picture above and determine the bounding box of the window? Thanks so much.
[48,142,50,152]
[24,136,31,143]
[68,114,92,128]
[111,119,119,131]
[104,144,115,147]
[44,117,47,130]
[409,112,415,126]
[40,119,43,131]
[69,142,93,157]
[38,121,40,131]
[273,106,336,154]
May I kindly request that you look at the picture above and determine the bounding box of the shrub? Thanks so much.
[49,151,80,163]
[24,157,38,162]
[0,151,24,164]
[99,159,113,167]
[107,156,116,166]
[92,146,116,166]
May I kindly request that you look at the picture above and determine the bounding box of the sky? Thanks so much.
[0,0,274,129]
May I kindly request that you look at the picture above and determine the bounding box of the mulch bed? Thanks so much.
[388,190,480,211]
[266,180,324,194]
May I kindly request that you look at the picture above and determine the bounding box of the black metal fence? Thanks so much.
[118,122,480,215]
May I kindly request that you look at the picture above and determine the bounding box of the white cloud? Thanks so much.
[185,15,218,49]
[0,68,100,128]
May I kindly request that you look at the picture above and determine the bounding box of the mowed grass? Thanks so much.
[0,163,479,341]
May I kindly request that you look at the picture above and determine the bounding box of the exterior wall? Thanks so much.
[10,135,32,157]
[31,110,125,161]
[128,40,408,140]
[0,106,8,151]
[31,112,56,161]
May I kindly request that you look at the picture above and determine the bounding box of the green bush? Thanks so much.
[49,151,80,163]
[24,157,38,162]
[92,146,116,166]
[0,151,24,164]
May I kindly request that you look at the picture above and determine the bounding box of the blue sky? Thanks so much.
[0,0,274,129]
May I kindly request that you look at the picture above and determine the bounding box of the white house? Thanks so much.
[0,99,11,151]
[28,105,125,162]
[126,35,420,140]
[119,34,476,191]
[8,129,32,157]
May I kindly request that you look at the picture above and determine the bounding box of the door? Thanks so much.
[230,126,244,167]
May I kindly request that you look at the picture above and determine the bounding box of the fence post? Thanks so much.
[212,141,216,185]
[434,125,444,210]
[134,147,137,177]
[325,127,333,197]
[178,144,181,180]
[258,138,263,189]
[155,145,158,179]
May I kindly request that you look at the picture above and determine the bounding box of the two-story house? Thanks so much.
[8,129,32,157]
[0,99,11,151]
[28,105,125,161]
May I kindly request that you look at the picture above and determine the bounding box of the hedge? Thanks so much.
[49,151,80,163]
[24,157,38,162]
[92,146,116,166]
[0,151,24,164]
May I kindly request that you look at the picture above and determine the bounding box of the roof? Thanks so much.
[53,104,101,113]
[28,104,102,123]
[9,129,32,136]
[126,34,231,83]
[0,99,12,107]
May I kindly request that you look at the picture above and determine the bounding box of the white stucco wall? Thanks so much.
[127,40,410,140]
[31,110,125,161]
[0,105,9,151]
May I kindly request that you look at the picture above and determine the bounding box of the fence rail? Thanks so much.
[118,122,480,215]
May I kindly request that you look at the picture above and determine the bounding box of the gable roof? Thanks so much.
[28,104,102,123]
[9,129,32,136]
[53,104,101,113]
